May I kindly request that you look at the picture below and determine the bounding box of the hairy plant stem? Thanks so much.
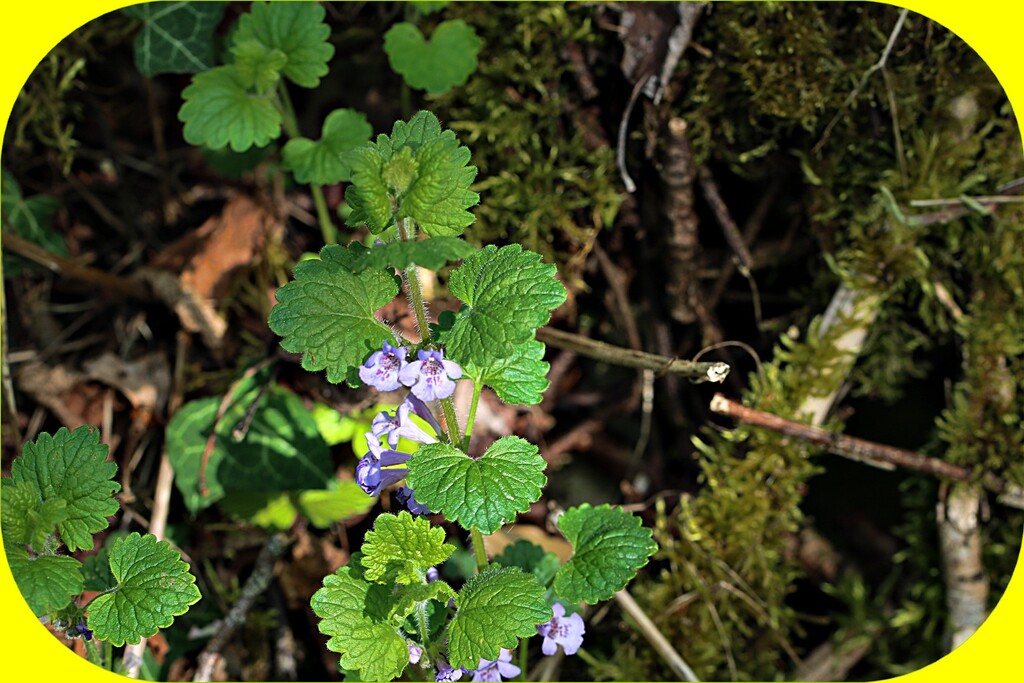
[461,378,483,452]
[518,638,529,681]
[276,82,336,244]
[397,217,463,447]
[84,638,101,667]
[470,527,489,574]
[104,640,113,670]
[416,601,435,669]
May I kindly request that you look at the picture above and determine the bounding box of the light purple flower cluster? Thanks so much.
[470,649,520,682]
[356,342,462,514]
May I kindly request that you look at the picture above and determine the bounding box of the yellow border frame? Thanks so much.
[1,1,1021,681]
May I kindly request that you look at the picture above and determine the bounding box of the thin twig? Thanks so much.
[617,75,653,193]
[909,194,1024,207]
[537,327,729,382]
[615,589,701,682]
[709,393,1024,509]
[193,535,291,682]
[813,9,910,155]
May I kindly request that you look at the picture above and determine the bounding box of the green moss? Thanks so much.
[431,3,622,289]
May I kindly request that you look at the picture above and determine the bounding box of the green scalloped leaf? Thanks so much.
[231,39,288,94]
[311,567,410,681]
[123,2,226,76]
[445,245,566,368]
[389,580,456,622]
[179,65,281,152]
[384,20,480,95]
[345,148,393,233]
[86,533,201,646]
[1,479,68,551]
[283,108,373,184]
[298,482,375,528]
[554,504,658,604]
[339,237,475,273]
[360,511,455,584]
[233,1,334,88]
[399,129,479,236]
[406,436,546,534]
[448,566,551,670]
[5,541,83,617]
[11,426,119,552]
[166,375,333,512]
[479,339,551,406]
[268,244,399,384]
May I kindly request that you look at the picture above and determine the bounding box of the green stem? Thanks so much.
[84,638,101,667]
[277,82,335,244]
[104,639,113,670]
[518,638,529,682]
[415,602,434,668]
[461,378,482,452]
[470,527,488,574]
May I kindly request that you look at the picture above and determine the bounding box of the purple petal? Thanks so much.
[542,636,558,656]
[399,361,423,387]
[442,359,463,379]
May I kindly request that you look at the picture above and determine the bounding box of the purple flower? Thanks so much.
[396,486,432,515]
[399,349,463,401]
[71,620,93,641]
[435,657,466,682]
[356,432,411,496]
[470,649,520,682]
[372,395,441,449]
[536,603,584,656]
[408,644,423,665]
[359,341,408,392]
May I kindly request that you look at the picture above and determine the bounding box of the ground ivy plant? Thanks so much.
[269,111,658,681]
[1,425,201,669]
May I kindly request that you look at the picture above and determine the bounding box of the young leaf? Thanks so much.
[400,130,479,236]
[268,244,399,383]
[448,567,552,670]
[389,580,456,622]
[479,339,551,406]
[1,479,67,550]
[383,20,481,95]
[311,567,410,681]
[553,504,657,604]
[86,533,201,646]
[345,148,393,233]
[166,380,333,512]
[360,511,455,584]
[234,1,334,88]
[445,245,566,368]
[5,542,83,616]
[282,108,373,184]
[11,426,119,552]
[231,39,288,94]
[179,66,281,152]
[494,539,561,587]
[378,110,444,159]
[123,2,226,76]
[406,437,546,534]
[340,237,475,273]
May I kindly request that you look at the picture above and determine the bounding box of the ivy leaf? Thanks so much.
[554,504,658,604]
[268,244,399,383]
[445,245,566,368]
[448,567,551,670]
[340,237,475,273]
[1,479,68,551]
[494,539,561,587]
[311,567,410,681]
[283,108,374,184]
[400,130,479,236]
[2,169,65,277]
[234,1,334,88]
[123,2,226,76]
[384,20,481,95]
[86,533,201,646]
[5,542,83,616]
[166,378,333,512]
[179,66,281,152]
[11,427,119,552]
[407,437,546,534]
[298,482,375,528]
[360,511,455,584]
[479,339,551,406]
